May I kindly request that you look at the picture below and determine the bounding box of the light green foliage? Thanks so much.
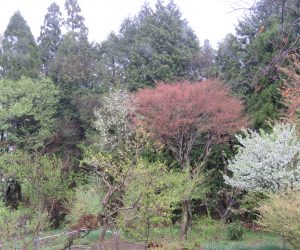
[0,201,49,248]
[192,216,225,242]
[0,77,60,150]
[235,192,268,222]
[66,180,103,228]
[0,151,71,211]
[119,159,185,241]
[226,222,244,241]
[83,126,202,242]
[258,190,300,249]
[224,123,300,192]
[1,11,41,79]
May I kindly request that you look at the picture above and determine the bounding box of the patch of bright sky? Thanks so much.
[0,0,250,48]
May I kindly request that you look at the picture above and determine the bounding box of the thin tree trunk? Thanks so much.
[180,200,191,241]
[113,228,120,250]
[179,158,193,242]
[99,218,109,249]
[0,130,4,141]
[145,217,150,250]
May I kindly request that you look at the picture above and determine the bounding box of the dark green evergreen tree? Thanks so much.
[96,32,125,87]
[0,11,41,80]
[64,0,88,37]
[188,39,216,80]
[216,0,300,128]
[38,2,63,76]
[216,34,245,92]
[119,0,200,90]
[50,32,96,92]
[48,1,98,165]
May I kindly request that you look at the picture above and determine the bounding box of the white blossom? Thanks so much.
[94,89,134,151]
[224,123,300,192]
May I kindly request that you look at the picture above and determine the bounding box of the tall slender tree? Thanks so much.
[64,0,88,37]
[38,2,63,76]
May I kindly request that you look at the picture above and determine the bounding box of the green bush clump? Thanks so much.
[193,216,224,241]
[66,181,103,229]
[0,201,49,248]
[258,190,300,249]
[226,222,244,240]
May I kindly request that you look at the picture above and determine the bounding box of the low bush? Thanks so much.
[0,202,49,248]
[65,181,103,230]
[258,190,300,249]
[226,222,244,240]
[193,216,225,241]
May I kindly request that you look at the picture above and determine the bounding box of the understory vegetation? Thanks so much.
[0,0,299,249]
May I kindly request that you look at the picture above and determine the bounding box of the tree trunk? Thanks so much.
[180,200,191,241]
[99,218,109,249]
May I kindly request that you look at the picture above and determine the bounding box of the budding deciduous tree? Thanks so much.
[135,80,247,240]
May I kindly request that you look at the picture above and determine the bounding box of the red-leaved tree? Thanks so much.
[135,80,247,240]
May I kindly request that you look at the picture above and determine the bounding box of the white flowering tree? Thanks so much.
[224,123,300,192]
[93,89,134,151]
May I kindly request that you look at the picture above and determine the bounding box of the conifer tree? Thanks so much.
[38,2,63,76]
[64,0,88,37]
[1,11,41,80]
[119,0,200,90]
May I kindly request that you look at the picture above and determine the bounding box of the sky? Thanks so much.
[0,0,250,48]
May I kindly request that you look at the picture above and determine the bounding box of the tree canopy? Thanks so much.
[0,11,41,80]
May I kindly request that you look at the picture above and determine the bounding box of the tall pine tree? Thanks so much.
[0,11,41,80]
[38,2,63,76]
[64,0,88,37]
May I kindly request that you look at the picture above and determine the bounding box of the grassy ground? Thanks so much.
[133,225,287,250]
[6,225,287,249]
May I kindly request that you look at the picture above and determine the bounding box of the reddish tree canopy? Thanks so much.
[134,80,247,167]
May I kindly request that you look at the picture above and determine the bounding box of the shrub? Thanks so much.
[66,182,103,230]
[258,190,300,249]
[226,222,244,240]
[0,201,49,248]
[193,216,224,241]
[224,123,300,192]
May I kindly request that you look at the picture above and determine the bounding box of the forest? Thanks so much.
[0,0,299,249]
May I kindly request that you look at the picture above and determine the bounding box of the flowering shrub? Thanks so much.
[224,123,300,192]
[94,89,134,150]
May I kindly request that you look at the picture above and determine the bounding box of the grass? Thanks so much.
[118,219,287,250]
[6,223,287,249]
[1,228,102,250]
